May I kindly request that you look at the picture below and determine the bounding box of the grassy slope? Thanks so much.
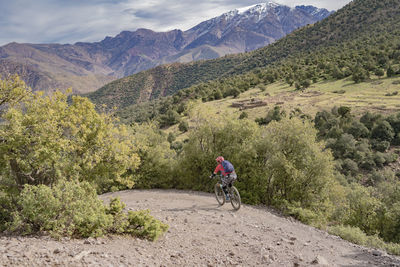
[188,76,400,124]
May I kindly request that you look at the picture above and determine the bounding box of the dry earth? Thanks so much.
[1,189,400,266]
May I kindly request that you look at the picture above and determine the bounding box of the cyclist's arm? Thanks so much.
[214,164,224,175]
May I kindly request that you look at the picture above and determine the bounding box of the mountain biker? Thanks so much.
[210,156,237,200]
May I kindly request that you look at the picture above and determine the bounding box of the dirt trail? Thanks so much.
[1,189,400,266]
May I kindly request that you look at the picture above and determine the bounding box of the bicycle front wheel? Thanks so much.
[230,186,241,210]
[214,183,225,205]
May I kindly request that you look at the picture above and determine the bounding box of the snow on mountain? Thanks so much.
[185,2,333,44]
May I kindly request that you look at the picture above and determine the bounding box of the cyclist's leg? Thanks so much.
[227,173,237,187]
[221,176,230,195]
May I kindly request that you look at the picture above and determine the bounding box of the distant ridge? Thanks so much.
[0,2,331,93]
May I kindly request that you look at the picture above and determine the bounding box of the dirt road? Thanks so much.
[1,189,400,266]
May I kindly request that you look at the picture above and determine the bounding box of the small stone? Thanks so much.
[53,248,61,254]
[311,255,329,265]
[372,250,383,256]
[184,218,188,223]
[261,255,270,264]
[229,251,235,257]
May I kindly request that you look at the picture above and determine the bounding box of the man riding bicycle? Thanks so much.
[210,156,237,200]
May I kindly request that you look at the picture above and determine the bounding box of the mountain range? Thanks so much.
[86,0,400,115]
[0,2,332,93]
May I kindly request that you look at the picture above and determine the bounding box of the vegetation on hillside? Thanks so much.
[0,76,168,240]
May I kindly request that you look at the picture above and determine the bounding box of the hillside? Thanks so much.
[87,0,400,111]
[1,190,400,266]
[0,2,330,94]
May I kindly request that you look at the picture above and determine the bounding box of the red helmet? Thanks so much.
[216,156,224,163]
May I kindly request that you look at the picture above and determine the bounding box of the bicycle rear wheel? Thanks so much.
[214,183,225,205]
[230,186,241,210]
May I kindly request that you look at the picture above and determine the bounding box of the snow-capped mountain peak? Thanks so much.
[237,1,280,14]
[184,2,333,51]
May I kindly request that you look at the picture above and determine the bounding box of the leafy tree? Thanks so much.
[0,91,140,193]
[0,75,30,115]
[130,122,176,189]
[352,66,369,83]
[371,121,395,142]
[387,65,396,77]
[255,118,335,209]
[159,110,180,128]
[347,121,370,139]
[374,68,385,78]
[344,183,382,235]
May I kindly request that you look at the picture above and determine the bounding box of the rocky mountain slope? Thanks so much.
[0,2,331,93]
[87,0,400,111]
[1,190,399,266]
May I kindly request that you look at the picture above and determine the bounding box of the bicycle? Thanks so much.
[213,175,241,210]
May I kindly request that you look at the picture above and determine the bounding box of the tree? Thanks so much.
[371,121,395,142]
[159,110,180,127]
[0,91,140,192]
[0,75,31,116]
[387,65,396,77]
[255,118,335,208]
[130,122,176,189]
[352,67,369,83]
[374,68,385,78]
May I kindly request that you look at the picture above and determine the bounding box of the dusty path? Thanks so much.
[1,189,400,266]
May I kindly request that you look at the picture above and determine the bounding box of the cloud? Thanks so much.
[0,0,351,45]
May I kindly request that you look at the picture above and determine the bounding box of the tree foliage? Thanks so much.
[0,91,140,193]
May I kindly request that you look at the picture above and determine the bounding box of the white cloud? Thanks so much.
[0,0,352,45]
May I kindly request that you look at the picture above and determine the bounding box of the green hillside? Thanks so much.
[87,0,400,111]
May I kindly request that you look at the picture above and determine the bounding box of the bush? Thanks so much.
[328,225,400,255]
[348,121,369,139]
[178,121,189,132]
[239,112,248,120]
[371,121,395,142]
[9,180,113,238]
[125,210,169,241]
[5,182,169,240]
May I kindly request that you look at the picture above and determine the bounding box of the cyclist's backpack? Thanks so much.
[222,160,234,173]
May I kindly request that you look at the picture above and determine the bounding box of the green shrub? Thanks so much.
[125,210,169,241]
[239,112,248,120]
[328,225,400,255]
[285,204,319,225]
[0,193,13,232]
[178,121,189,132]
[371,121,395,142]
[5,182,169,241]
[9,180,113,238]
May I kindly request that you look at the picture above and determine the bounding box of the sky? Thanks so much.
[0,0,352,46]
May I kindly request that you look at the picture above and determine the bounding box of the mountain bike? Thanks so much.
[214,175,241,210]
